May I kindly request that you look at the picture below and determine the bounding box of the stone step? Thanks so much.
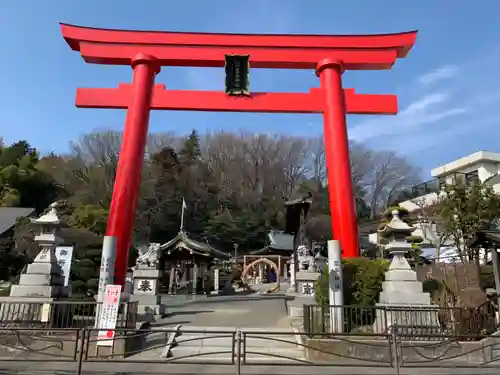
[170,346,306,363]
[175,332,300,349]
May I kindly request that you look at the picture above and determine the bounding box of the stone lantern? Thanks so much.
[9,202,69,299]
[373,209,439,334]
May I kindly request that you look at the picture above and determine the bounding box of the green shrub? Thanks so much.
[315,257,389,306]
[479,265,495,290]
[382,206,409,218]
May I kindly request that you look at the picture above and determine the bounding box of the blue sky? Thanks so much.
[1,1,499,178]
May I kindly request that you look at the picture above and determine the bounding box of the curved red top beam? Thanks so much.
[60,23,417,58]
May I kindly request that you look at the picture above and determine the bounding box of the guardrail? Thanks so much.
[303,304,499,339]
[0,300,138,328]
[1,326,500,375]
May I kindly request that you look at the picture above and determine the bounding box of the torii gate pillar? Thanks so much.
[317,59,358,259]
[105,54,160,285]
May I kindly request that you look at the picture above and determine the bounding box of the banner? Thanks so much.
[96,284,122,346]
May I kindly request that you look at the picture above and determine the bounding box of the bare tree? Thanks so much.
[70,130,122,167]
[146,132,179,156]
[362,151,420,218]
[307,136,326,184]
[412,197,453,262]
[349,142,375,189]
[202,131,310,201]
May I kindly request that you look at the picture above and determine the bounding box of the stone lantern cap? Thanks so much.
[377,209,415,238]
[30,202,67,227]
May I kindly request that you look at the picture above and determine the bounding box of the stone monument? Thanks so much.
[373,209,440,334]
[130,243,165,316]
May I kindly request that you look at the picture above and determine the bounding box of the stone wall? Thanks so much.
[305,336,500,365]
[0,331,134,360]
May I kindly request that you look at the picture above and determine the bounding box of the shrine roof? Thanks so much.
[467,230,500,249]
[248,246,293,256]
[0,207,35,236]
[159,230,231,260]
[60,23,417,59]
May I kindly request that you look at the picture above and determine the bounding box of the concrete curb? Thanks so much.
[161,323,183,358]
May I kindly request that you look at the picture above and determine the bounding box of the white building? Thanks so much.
[368,151,500,261]
[399,151,500,213]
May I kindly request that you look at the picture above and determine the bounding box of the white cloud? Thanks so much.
[347,44,500,157]
[417,65,460,86]
[390,115,498,156]
[348,92,468,143]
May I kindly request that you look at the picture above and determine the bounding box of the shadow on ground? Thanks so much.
[161,310,213,318]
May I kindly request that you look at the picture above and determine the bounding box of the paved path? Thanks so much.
[156,297,291,328]
[165,326,305,363]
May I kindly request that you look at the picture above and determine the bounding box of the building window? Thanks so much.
[465,170,480,186]
[438,177,447,190]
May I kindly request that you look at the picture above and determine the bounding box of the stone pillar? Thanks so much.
[130,243,165,316]
[328,240,344,333]
[289,258,296,290]
[213,268,220,291]
[192,264,198,295]
[168,266,175,295]
[258,262,264,283]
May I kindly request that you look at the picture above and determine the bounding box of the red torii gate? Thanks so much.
[61,24,417,286]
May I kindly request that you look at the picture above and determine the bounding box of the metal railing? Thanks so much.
[303,304,499,339]
[0,300,138,328]
[1,326,500,374]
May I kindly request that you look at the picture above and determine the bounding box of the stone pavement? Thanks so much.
[165,326,305,362]
[130,295,299,361]
[156,296,292,328]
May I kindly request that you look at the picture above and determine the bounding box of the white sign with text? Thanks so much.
[55,246,74,287]
[96,284,122,346]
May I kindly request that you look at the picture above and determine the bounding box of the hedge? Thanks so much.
[315,257,389,306]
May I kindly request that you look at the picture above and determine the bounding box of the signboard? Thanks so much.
[96,284,122,346]
[55,246,74,287]
[40,303,52,323]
